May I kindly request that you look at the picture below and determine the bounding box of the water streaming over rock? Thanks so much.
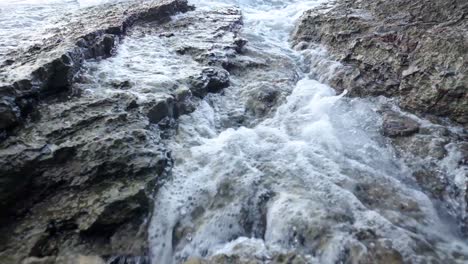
[0,0,466,263]
[142,0,468,263]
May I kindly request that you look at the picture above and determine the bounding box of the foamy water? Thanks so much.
[1,0,466,263]
[147,0,468,263]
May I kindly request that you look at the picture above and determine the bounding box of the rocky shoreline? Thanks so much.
[293,0,468,125]
[0,0,192,136]
[0,0,466,263]
[0,1,191,263]
[293,0,467,241]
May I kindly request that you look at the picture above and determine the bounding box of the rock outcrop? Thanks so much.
[293,0,468,125]
[0,0,191,136]
[0,0,252,262]
[293,0,468,239]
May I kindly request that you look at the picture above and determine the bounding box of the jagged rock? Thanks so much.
[294,0,468,239]
[387,120,467,234]
[155,7,243,67]
[0,92,169,262]
[147,97,176,124]
[293,0,468,125]
[0,0,191,134]
[189,67,230,97]
[0,4,249,264]
[173,87,197,117]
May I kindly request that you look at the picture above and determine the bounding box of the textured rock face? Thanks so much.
[0,1,251,263]
[293,0,468,239]
[0,0,191,136]
[293,0,468,125]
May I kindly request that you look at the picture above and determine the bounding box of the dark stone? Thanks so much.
[189,67,230,97]
[0,99,20,130]
[382,111,420,137]
[147,98,175,124]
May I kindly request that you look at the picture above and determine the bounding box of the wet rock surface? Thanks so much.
[0,2,250,263]
[1,0,468,263]
[0,0,191,135]
[382,111,419,137]
[293,0,468,125]
[294,0,468,240]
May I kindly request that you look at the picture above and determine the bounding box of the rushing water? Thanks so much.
[1,0,467,263]
[146,0,468,263]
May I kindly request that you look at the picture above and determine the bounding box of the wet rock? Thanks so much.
[0,4,254,263]
[387,124,466,233]
[245,84,281,118]
[154,7,243,67]
[22,255,105,264]
[0,0,191,133]
[412,169,448,200]
[272,253,308,264]
[382,111,419,137]
[294,0,468,238]
[346,240,404,264]
[174,88,196,116]
[0,98,20,130]
[147,97,175,124]
[0,0,194,260]
[189,68,230,97]
[293,0,468,125]
[0,92,169,263]
[111,80,133,90]
[105,255,150,264]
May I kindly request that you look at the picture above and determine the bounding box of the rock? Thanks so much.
[111,80,133,90]
[245,84,281,118]
[272,253,308,264]
[0,1,195,262]
[387,123,466,234]
[173,87,196,117]
[347,240,404,264]
[22,255,105,264]
[147,97,175,124]
[412,169,448,199]
[0,98,20,130]
[189,67,230,97]
[0,0,191,133]
[105,255,150,264]
[156,7,243,67]
[294,0,468,238]
[293,0,468,125]
[382,111,419,137]
[0,4,252,263]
